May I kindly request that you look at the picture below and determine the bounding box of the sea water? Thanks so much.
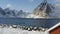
[0,18,59,34]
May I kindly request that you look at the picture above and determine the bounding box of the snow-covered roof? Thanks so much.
[45,22,60,32]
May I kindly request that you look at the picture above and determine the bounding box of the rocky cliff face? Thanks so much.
[27,0,55,18]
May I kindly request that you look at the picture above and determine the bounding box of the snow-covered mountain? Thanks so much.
[0,7,30,18]
[0,1,60,18]
[17,10,30,18]
[27,0,55,18]
[26,0,60,18]
[0,7,6,16]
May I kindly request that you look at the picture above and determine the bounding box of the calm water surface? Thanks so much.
[0,18,60,28]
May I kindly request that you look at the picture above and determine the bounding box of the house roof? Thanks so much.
[45,22,60,32]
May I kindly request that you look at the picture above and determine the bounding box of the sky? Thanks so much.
[0,0,60,12]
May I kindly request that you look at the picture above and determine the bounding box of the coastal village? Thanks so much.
[0,0,59,34]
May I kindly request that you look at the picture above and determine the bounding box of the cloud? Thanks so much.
[55,0,60,2]
[28,0,34,2]
[55,4,60,13]
[6,4,12,8]
[54,0,60,3]
[53,4,60,18]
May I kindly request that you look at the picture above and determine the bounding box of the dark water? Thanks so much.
[0,18,60,28]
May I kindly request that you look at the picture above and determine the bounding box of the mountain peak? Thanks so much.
[32,0,54,18]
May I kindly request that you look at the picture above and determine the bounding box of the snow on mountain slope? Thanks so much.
[0,8,30,18]
[0,4,60,18]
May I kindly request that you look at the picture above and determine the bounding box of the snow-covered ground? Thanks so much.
[0,27,48,34]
